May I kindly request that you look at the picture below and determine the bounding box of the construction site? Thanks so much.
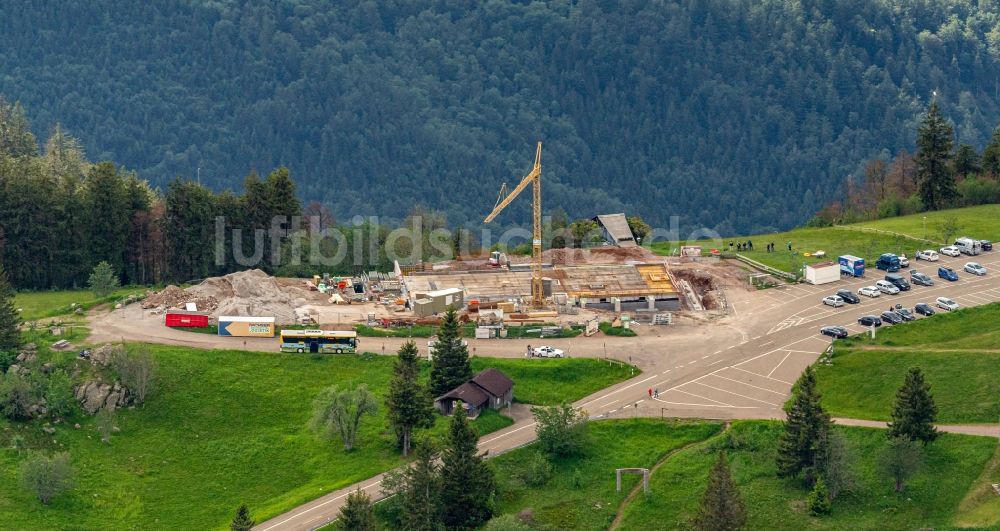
[138,143,745,337]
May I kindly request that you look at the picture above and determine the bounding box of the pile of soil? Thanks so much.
[141,269,314,324]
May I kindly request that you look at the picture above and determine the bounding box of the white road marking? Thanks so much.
[708,359,726,366]
[670,388,733,407]
[656,401,762,409]
[689,381,781,406]
[578,375,659,408]
[709,373,788,396]
[767,351,794,378]
[730,366,792,385]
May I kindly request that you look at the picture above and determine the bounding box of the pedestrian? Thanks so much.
[748,240,753,251]
[648,387,653,398]
[729,240,734,251]
[787,241,792,252]
[771,241,775,252]
[654,388,659,398]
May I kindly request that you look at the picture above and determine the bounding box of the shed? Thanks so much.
[435,368,514,417]
[805,261,840,285]
[412,287,465,316]
[592,213,637,247]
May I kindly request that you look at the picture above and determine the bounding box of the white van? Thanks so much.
[954,237,982,256]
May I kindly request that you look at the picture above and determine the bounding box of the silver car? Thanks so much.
[964,262,987,276]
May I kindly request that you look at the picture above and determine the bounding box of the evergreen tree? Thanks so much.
[0,263,21,363]
[0,98,38,158]
[400,442,443,531]
[692,452,747,531]
[915,101,956,210]
[776,366,831,483]
[429,308,472,397]
[88,261,120,298]
[887,367,938,445]
[982,128,1000,177]
[807,477,831,516]
[84,162,131,276]
[337,489,377,531]
[387,341,434,456]
[440,407,495,529]
[952,144,980,179]
[230,503,254,531]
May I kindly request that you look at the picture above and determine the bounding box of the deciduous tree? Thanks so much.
[531,403,589,457]
[310,384,378,451]
[20,451,74,505]
[878,437,923,492]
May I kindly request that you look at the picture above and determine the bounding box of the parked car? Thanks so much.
[876,253,901,272]
[875,280,900,294]
[884,273,910,291]
[936,297,960,311]
[896,307,916,321]
[819,326,849,339]
[938,266,959,281]
[835,289,860,304]
[821,295,844,308]
[909,269,934,286]
[980,240,993,251]
[532,346,564,358]
[914,303,936,316]
[858,286,881,298]
[954,237,982,256]
[898,254,910,267]
[880,310,903,325]
[916,249,940,261]
[940,246,961,257]
[858,315,882,327]
[964,262,987,276]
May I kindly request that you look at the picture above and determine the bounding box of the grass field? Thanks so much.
[816,302,1000,423]
[618,421,998,530]
[650,204,1000,275]
[470,357,636,406]
[0,341,632,529]
[14,287,150,321]
[488,419,723,530]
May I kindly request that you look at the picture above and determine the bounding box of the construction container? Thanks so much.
[805,261,840,285]
[165,311,209,328]
[218,316,276,337]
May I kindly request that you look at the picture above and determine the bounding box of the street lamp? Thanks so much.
[923,216,927,240]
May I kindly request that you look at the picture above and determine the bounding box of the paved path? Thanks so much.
[833,417,1000,438]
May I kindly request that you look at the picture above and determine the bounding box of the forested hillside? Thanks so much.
[3,1,1000,234]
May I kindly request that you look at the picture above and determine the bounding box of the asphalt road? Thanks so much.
[88,252,1000,530]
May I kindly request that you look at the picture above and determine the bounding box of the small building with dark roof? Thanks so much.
[435,368,514,417]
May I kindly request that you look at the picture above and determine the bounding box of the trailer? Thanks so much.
[838,255,865,277]
[804,261,840,285]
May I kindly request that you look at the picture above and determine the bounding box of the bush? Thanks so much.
[112,347,158,405]
[514,451,553,487]
[0,372,38,420]
[20,451,74,505]
[482,513,532,531]
[531,403,589,457]
[44,371,75,418]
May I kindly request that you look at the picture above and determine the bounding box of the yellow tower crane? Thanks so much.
[484,141,544,307]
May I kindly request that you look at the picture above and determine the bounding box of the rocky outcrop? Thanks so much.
[89,344,122,367]
[73,380,131,414]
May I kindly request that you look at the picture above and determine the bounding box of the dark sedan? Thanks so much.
[895,308,916,321]
[914,303,936,316]
[858,315,882,327]
[820,326,849,339]
[880,311,903,325]
[835,289,860,304]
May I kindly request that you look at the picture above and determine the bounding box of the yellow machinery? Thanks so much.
[484,141,544,307]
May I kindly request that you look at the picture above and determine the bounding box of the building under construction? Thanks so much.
[399,262,680,312]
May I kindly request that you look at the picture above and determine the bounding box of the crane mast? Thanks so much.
[483,142,544,307]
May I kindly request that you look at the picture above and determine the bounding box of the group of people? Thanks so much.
[729,240,754,252]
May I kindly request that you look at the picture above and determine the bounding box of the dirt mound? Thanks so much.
[141,269,314,324]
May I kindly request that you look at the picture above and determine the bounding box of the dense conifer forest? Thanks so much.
[3,1,1000,235]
